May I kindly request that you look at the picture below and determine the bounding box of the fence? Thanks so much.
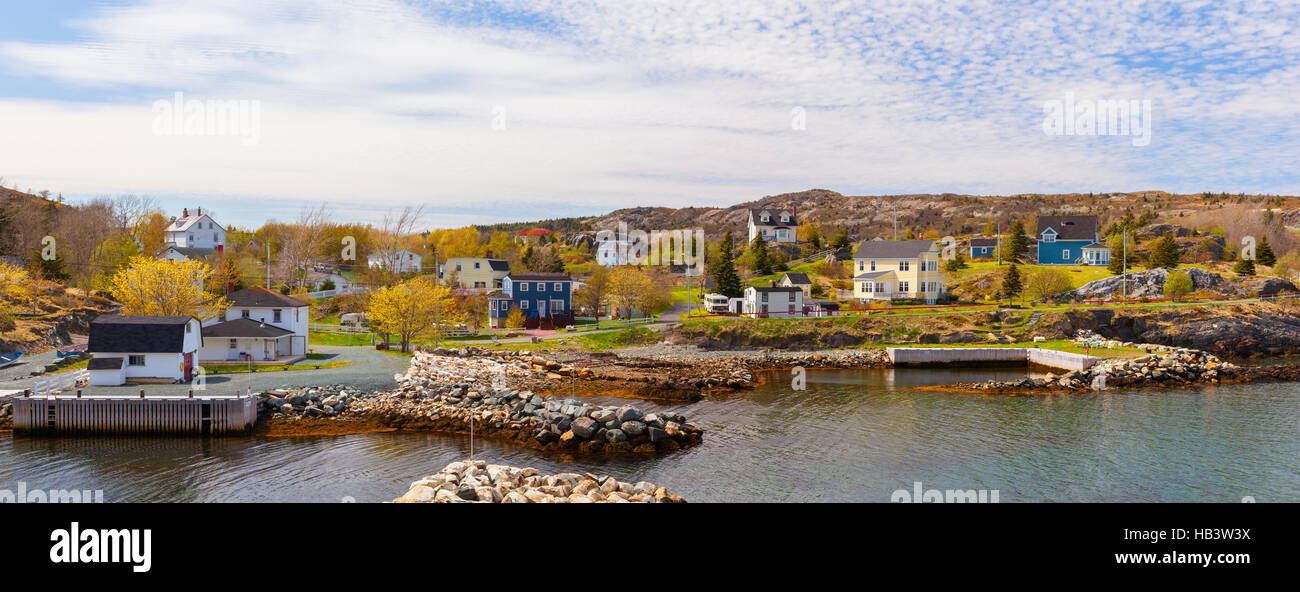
[12,393,258,436]
[568,316,657,332]
[31,369,89,397]
[302,285,370,300]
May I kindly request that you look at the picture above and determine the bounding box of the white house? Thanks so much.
[742,285,805,318]
[368,249,422,274]
[164,207,226,250]
[87,315,202,386]
[748,207,798,244]
[596,239,634,267]
[158,245,217,262]
[199,287,310,362]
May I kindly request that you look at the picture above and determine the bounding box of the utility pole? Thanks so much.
[1122,228,1128,302]
[420,231,431,276]
[997,222,1001,266]
[266,239,271,288]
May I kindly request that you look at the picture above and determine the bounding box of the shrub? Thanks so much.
[1163,270,1193,301]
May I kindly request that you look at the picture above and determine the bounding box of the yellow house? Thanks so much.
[440,257,510,291]
[852,239,945,301]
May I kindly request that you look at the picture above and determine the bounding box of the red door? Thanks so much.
[184,352,194,381]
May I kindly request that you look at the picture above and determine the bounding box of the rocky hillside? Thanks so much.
[1062,268,1296,300]
[580,190,1300,243]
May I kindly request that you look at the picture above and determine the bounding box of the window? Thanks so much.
[128,355,145,366]
[553,282,562,291]
[861,282,870,293]
[474,262,481,269]
[229,339,237,349]
[519,282,528,291]
[296,309,300,322]
[536,282,544,291]
[185,322,192,333]
[474,281,486,289]
[870,260,877,271]
[241,310,250,318]
[899,260,910,272]
[455,264,462,271]
[858,261,864,271]
[1042,231,1056,243]
[521,300,529,309]
[1063,249,1070,260]
[489,300,496,310]
[273,309,282,323]
[551,299,564,312]
[761,292,769,302]
[899,281,910,293]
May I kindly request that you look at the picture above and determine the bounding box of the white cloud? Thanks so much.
[0,0,1297,227]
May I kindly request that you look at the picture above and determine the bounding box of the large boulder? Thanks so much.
[570,416,599,439]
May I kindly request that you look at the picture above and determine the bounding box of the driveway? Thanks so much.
[5,345,412,397]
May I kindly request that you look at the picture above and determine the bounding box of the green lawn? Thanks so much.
[747,261,819,288]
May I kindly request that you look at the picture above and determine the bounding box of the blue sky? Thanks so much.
[0,0,1297,229]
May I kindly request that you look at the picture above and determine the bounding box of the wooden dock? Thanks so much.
[11,393,258,436]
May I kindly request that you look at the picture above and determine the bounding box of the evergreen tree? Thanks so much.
[831,227,851,250]
[1256,235,1277,266]
[1149,233,1180,269]
[1004,219,1029,262]
[1234,254,1256,276]
[944,252,969,272]
[1107,232,1139,275]
[1001,264,1022,303]
[750,234,773,276]
[712,229,744,298]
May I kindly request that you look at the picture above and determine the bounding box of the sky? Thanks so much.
[0,0,1298,229]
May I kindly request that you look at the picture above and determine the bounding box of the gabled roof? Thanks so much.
[509,273,571,281]
[781,272,812,285]
[854,239,937,259]
[164,245,215,258]
[227,286,309,308]
[1036,215,1098,241]
[968,237,998,247]
[487,259,510,271]
[168,213,224,233]
[202,318,294,339]
[749,208,797,226]
[750,286,803,293]
[89,315,197,353]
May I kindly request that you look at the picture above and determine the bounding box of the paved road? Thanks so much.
[0,350,59,385]
[8,346,411,397]
[656,302,691,323]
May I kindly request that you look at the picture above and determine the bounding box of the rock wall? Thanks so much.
[394,460,685,503]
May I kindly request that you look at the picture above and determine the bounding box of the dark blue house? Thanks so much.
[1036,215,1110,265]
[968,237,997,258]
[489,273,574,329]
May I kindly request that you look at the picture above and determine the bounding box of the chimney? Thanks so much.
[486,250,493,258]
[197,207,202,216]
[183,208,189,217]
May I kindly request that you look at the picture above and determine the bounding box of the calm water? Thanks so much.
[3,367,1297,502]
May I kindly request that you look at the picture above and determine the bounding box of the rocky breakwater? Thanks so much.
[393,460,686,503]
[259,384,363,417]
[939,346,1231,394]
[348,351,702,455]
[0,400,12,430]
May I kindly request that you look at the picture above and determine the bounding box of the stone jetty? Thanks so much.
[940,335,1233,394]
[260,351,702,455]
[393,459,686,503]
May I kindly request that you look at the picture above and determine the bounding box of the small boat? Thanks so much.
[0,351,24,368]
[55,344,88,358]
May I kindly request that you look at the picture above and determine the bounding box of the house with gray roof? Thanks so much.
[87,315,202,386]
[852,239,945,302]
[747,207,798,244]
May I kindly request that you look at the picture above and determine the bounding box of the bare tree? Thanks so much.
[370,205,426,283]
[275,203,334,291]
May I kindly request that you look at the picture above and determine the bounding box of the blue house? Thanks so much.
[489,273,574,329]
[968,237,997,258]
[1035,215,1110,265]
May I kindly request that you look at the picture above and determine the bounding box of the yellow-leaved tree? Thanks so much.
[0,260,29,303]
[367,277,463,352]
[108,256,229,319]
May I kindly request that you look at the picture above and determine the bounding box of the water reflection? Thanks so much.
[2,368,1297,502]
